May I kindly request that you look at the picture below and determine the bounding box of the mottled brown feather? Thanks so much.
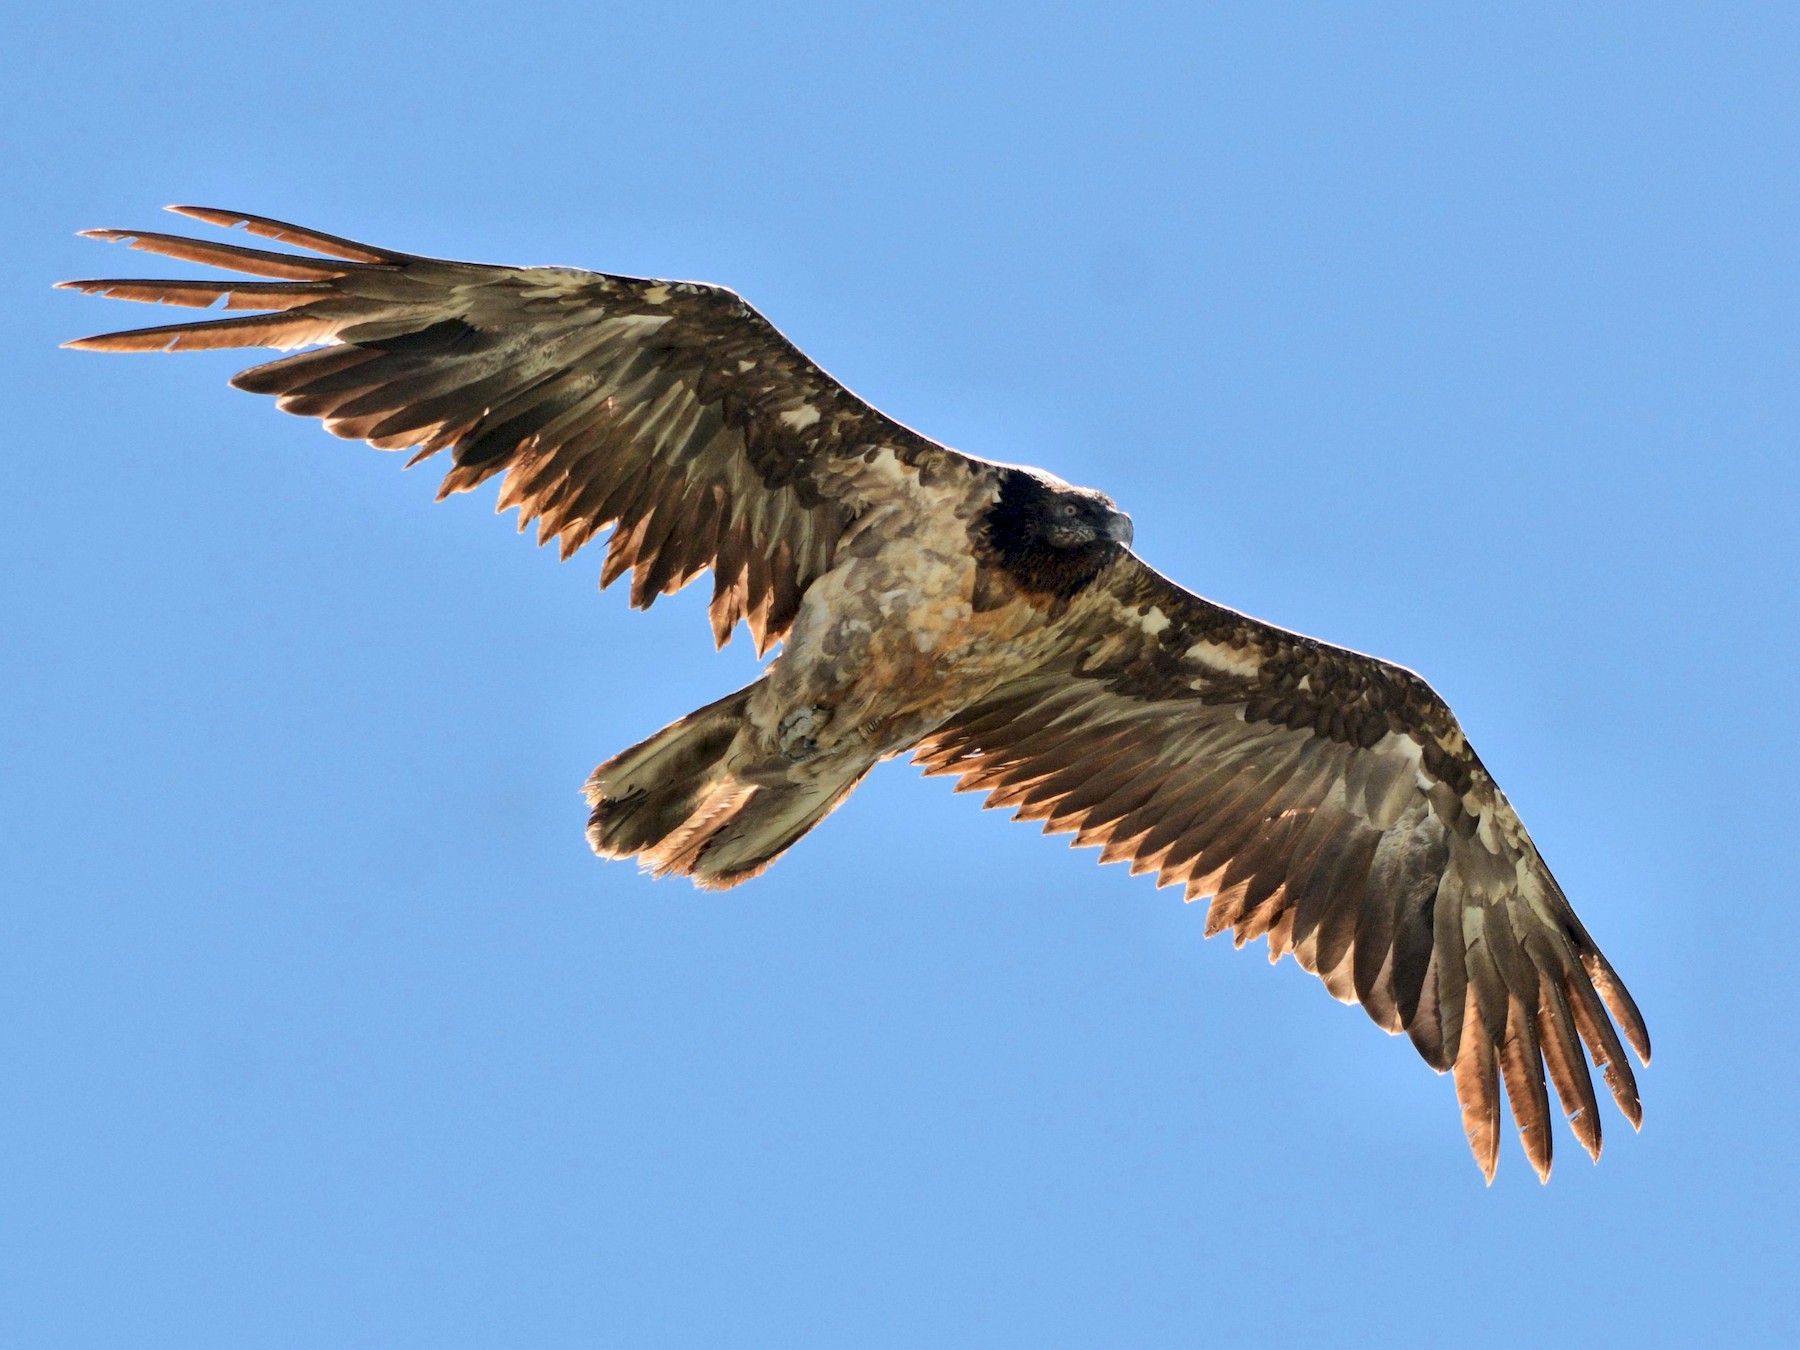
[63,206,977,650]
[915,551,1648,1179]
[66,207,1650,1183]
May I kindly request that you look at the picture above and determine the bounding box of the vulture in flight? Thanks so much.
[63,207,1649,1182]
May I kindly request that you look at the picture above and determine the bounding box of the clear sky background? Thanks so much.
[6,4,1797,1347]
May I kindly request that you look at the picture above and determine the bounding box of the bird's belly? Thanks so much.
[752,532,1049,755]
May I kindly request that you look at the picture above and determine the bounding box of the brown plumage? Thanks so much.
[63,206,1650,1182]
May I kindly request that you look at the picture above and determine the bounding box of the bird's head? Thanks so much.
[982,468,1135,599]
[1041,485,1134,550]
[990,468,1134,550]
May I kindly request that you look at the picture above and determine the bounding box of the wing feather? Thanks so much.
[57,278,334,310]
[63,207,987,651]
[916,552,1649,1180]
[164,204,405,263]
[1536,967,1604,1161]
[70,227,359,279]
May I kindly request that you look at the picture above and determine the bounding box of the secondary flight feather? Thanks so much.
[63,206,1650,1182]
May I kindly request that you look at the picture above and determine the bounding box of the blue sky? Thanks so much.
[6,3,1797,1346]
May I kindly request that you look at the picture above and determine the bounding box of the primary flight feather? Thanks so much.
[63,206,1649,1182]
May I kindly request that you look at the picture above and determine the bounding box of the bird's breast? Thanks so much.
[774,496,1066,743]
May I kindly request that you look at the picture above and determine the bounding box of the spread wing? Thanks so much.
[915,553,1650,1182]
[62,206,980,651]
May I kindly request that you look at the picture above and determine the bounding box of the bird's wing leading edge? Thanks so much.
[915,552,1649,1181]
[62,207,980,652]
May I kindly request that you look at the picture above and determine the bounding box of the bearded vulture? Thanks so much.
[62,206,1650,1182]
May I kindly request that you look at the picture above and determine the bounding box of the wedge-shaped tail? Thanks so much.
[586,685,869,890]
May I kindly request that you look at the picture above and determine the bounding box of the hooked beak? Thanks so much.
[1103,509,1135,548]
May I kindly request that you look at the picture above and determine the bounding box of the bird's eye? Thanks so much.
[1058,503,1077,517]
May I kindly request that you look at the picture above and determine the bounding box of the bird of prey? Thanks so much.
[63,206,1649,1182]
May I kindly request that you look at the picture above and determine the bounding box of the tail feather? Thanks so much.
[638,780,760,879]
[585,684,870,888]
[665,768,870,889]
[586,685,752,858]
